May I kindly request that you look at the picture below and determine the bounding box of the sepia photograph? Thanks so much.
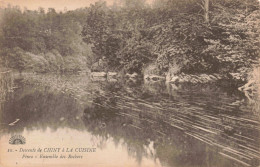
[0,0,259,166]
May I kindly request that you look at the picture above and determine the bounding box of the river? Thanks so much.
[0,72,259,167]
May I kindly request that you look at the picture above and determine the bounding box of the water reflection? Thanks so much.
[0,73,259,167]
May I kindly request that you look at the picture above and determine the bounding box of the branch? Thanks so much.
[196,2,205,10]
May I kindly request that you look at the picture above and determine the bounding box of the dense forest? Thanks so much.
[0,0,259,84]
[0,6,93,73]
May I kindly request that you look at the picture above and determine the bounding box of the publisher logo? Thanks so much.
[9,135,26,145]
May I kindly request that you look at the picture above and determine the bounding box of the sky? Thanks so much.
[0,0,154,11]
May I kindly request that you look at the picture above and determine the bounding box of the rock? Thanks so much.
[199,74,210,83]
[91,77,106,81]
[144,75,165,81]
[190,78,198,83]
[107,72,117,81]
[213,74,222,80]
[107,72,117,77]
[209,75,217,80]
[169,76,179,83]
[126,72,138,78]
[166,72,179,83]
[166,72,223,84]
[108,78,117,82]
[229,72,242,81]
[91,57,108,72]
[223,125,235,135]
[183,75,191,81]
[91,61,102,72]
[91,72,107,77]
[100,123,106,129]
[238,80,255,91]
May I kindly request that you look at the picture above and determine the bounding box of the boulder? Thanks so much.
[91,72,107,77]
[107,72,117,77]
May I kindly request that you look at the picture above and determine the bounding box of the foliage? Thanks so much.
[81,0,259,76]
[117,38,156,73]
[0,0,259,78]
[0,6,93,73]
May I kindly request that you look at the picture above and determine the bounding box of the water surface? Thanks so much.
[0,73,259,167]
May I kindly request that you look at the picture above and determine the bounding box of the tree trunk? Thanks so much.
[246,0,248,13]
[204,0,209,23]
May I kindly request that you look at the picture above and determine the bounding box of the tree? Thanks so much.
[204,0,209,23]
[196,0,209,23]
[82,1,124,67]
[0,5,93,72]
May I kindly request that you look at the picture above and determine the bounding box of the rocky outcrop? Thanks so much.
[91,72,118,78]
[143,73,223,84]
[229,73,246,82]
[166,73,222,84]
[90,72,118,82]
[238,65,260,103]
